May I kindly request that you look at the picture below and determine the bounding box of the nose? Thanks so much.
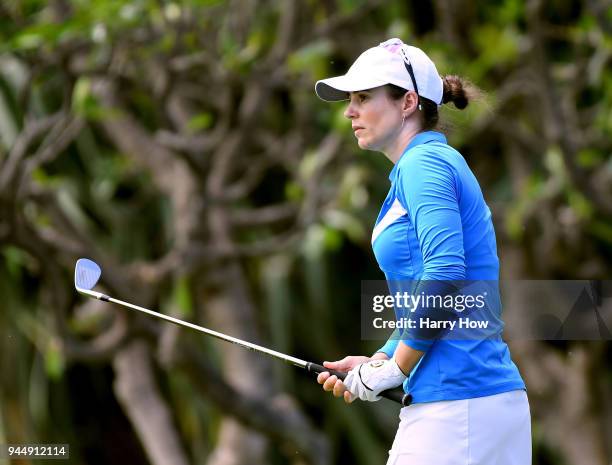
[344,100,357,119]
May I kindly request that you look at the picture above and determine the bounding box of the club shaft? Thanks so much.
[78,288,410,405]
[79,289,309,368]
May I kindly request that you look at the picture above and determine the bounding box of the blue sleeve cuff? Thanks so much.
[376,337,399,358]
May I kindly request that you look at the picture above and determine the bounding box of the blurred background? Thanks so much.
[0,1,611,464]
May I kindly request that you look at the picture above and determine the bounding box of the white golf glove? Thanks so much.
[343,358,407,402]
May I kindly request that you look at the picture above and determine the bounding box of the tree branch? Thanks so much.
[165,338,330,465]
[230,202,298,227]
[525,0,612,216]
[19,116,84,196]
[114,340,190,465]
[0,112,64,194]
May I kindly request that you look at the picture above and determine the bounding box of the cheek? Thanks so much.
[375,111,399,135]
[361,110,379,132]
[364,102,391,130]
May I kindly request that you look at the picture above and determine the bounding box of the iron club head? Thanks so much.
[74,258,102,292]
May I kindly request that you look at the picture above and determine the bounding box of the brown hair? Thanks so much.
[385,75,479,130]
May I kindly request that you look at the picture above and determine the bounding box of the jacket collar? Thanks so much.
[389,131,447,181]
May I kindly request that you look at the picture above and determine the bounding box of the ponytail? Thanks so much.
[421,75,480,130]
[441,75,473,109]
[384,76,481,131]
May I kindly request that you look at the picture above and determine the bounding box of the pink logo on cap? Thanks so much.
[378,38,404,54]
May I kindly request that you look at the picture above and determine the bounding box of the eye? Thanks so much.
[358,93,369,102]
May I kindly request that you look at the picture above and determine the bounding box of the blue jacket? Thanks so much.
[373,131,525,403]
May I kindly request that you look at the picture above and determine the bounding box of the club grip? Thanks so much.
[307,362,412,406]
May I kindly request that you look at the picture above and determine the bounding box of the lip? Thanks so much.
[353,126,364,133]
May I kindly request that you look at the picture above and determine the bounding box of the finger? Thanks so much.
[324,356,349,371]
[323,360,337,369]
[333,380,346,398]
[323,375,338,392]
[344,390,356,403]
[317,372,330,384]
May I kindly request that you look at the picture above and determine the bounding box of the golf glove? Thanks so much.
[344,358,407,402]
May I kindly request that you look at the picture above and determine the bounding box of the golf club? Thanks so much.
[74,258,411,406]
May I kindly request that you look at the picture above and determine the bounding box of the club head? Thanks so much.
[74,258,102,292]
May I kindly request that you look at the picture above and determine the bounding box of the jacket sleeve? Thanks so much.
[395,149,467,351]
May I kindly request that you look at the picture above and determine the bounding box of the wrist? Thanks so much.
[371,352,390,361]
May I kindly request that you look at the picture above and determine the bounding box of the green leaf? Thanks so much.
[187,113,213,132]
[298,150,319,180]
[14,32,44,49]
[72,77,110,120]
[589,220,612,244]
[285,181,304,201]
[302,223,326,257]
[332,105,351,133]
[338,0,368,14]
[45,340,65,380]
[288,40,332,74]
[472,24,520,71]
[566,190,593,220]
[577,149,604,168]
[323,226,343,250]
[172,275,193,318]
[2,246,28,278]
[387,19,411,40]
[544,146,566,181]
[72,77,92,111]
[32,167,60,186]
[323,209,366,243]
[497,0,524,24]
[505,174,543,239]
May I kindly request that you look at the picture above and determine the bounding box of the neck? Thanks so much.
[383,124,421,164]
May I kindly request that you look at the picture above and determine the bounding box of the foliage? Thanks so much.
[0,1,610,464]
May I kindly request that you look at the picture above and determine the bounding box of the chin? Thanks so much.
[357,139,379,152]
[357,138,372,150]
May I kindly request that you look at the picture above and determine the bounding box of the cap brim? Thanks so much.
[315,75,389,102]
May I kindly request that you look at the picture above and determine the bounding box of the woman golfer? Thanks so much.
[315,38,531,465]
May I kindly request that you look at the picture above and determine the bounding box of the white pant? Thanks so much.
[386,390,531,465]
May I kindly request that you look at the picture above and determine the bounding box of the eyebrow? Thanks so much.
[350,90,373,96]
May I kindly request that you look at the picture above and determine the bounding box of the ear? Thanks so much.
[402,91,419,114]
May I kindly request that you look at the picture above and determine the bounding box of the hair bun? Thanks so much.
[442,75,469,109]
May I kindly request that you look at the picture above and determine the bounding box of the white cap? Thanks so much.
[315,38,443,105]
